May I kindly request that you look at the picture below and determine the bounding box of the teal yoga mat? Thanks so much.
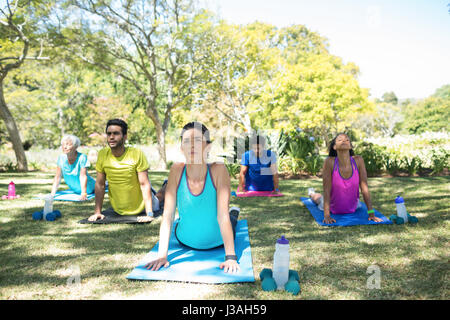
[126,219,255,283]
[300,197,393,227]
[35,190,95,202]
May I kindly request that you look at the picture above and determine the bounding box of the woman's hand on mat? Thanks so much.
[323,214,336,224]
[79,193,88,201]
[271,189,280,195]
[368,215,383,222]
[219,259,240,273]
[145,257,169,271]
[88,213,105,221]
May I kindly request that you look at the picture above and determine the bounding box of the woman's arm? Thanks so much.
[145,163,184,271]
[355,156,382,222]
[51,167,62,196]
[212,163,240,273]
[79,167,88,200]
[322,157,336,224]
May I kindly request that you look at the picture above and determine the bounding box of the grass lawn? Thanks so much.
[0,171,448,300]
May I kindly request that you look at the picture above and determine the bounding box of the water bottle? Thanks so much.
[8,181,15,199]
[43,194,54,220]
[273,235,290,290]
[395,196,408,223]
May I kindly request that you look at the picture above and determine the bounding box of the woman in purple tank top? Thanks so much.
[310,133,383,224]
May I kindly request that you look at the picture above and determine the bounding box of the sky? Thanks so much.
[204,0,450,100]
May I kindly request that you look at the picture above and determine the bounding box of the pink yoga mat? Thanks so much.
[233,187,284,197]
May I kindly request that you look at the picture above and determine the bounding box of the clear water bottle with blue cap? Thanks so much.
[43,194,54,220]
[273,235,290,289]
[395,196,408,223]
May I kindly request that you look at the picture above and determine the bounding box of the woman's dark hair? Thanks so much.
[249,134,266,147]
[106,119,128,136]
[328,133,355,157]
[180,122,211,144]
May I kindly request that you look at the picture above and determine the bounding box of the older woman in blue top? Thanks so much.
[238,134,280,194]
[144,122,241,273]
[51,134,95,201]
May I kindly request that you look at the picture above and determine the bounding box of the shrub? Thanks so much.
[224,161,241,177]
[354,142,386,176]
[304,155,324,176]
[384,152,402,175]
[401,155,424,176]
[430,148,450,174]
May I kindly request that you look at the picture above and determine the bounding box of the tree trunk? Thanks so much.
[145,103,168,170]
[0,82,28,172]
[154,124,167,170]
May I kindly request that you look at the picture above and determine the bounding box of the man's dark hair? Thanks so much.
[180,122,211,144]
[249,134,266,147]
[328,133,355,157]
[106,119,128,136]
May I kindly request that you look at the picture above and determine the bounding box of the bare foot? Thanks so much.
[137,216,154,223]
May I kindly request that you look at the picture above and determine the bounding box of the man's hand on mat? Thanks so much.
[145,257,169,271]
[88,213,105,221]
[368,215,383,222]
[323,215,336,224]
[219,260,240,273]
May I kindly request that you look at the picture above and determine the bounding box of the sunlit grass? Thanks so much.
[0,171,448,300]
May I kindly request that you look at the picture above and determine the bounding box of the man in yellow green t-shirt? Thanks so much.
[88,119,159,222]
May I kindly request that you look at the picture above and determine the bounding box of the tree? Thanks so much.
[403,96,450,134]
[0,0,50,171]
[195,22,275,133]
[48,0,213,168]
[255,48,373,145]
[382,91,398,105]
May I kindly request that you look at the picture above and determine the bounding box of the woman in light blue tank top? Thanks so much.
[51,134,95,200]
[144,122,241,273]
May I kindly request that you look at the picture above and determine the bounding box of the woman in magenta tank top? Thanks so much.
[310,133,383,224]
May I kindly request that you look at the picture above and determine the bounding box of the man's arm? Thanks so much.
[88,171,106,221]
[238,165,248,192]
[137,170,153,215]
[270,163,280,192]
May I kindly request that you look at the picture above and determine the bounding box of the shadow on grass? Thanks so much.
[0,172,448,299]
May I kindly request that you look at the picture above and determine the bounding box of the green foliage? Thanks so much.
[224,161,241,178]
[430,148,450,175]
[304,155,324,176]
[401,156,424,176]
[384,152,402,175]
[401,85,450,134]
[354,142,386,176]
[382,91,398,105]
[278,130,321,175]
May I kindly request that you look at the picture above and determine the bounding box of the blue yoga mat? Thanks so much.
[35,190,95,202]
[126,219,255,283]
[300,197,393,227]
